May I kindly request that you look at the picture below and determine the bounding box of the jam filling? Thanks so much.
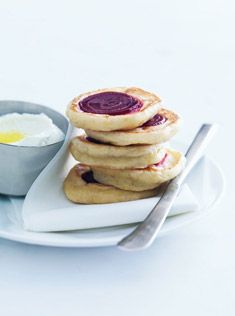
[142,114,167,127]
[154,153,168,167]
[81,171,98,183]
[86,136,103,144]
[79,92,143,115]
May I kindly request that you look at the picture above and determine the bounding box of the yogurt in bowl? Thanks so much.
[0,113,65,146]
[0,101,69,196]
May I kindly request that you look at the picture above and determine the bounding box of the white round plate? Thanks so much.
[0,156,224,247]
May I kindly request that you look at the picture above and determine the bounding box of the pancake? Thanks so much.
[91,149,186,191]
[85,108,180,146]
[63,164,159,204]
[70,134,166,169]
[66,87,161,131]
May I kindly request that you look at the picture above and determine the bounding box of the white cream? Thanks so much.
[0,113,65,146]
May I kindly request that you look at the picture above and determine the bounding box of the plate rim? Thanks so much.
[0,156,225,248]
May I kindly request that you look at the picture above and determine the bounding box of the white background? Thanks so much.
[0,1,234,315]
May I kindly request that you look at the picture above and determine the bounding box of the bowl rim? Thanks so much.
[0,100,68,149]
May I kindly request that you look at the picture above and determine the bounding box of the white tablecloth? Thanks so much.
[0,1,233,315]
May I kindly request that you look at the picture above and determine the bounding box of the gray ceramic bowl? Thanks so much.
[0,100,68,196]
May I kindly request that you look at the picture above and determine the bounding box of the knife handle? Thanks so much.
[175,124,218,186]
[118,123,218,251]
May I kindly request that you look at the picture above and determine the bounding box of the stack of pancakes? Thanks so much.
[64,87,186,204]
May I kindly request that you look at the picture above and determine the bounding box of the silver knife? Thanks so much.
[118,123,218,251]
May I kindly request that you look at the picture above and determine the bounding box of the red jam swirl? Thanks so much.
[142,114,167,127]
[79,92,143,115]
[81,171,98,183]
[86,136,103,144]
[154,153,168,167]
